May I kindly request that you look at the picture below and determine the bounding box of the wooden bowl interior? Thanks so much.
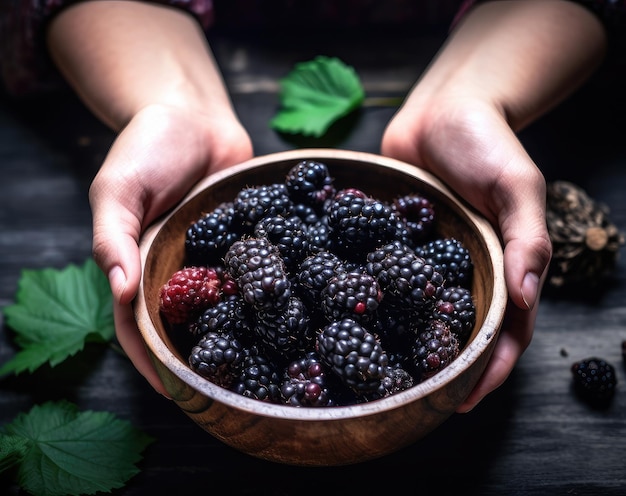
[142,152,496,364]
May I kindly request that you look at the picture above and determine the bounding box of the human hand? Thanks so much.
[381,96,552,413]
[90,104,253,396]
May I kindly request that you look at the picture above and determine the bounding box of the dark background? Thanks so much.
[1,23,626,495]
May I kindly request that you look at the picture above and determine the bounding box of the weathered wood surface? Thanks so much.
[1,28,625,495]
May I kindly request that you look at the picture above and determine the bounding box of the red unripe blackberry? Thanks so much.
[159,266,222,325]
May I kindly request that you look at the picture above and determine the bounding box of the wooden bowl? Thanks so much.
[134,149,507,466]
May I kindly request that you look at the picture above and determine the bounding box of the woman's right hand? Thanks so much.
[89,103,252,395]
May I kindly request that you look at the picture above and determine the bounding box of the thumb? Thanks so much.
[91,196,143,306]
[498,182,552,312]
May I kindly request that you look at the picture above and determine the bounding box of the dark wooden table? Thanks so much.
[2,26,626,496]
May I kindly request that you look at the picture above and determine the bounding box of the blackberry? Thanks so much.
[432,286,476,345]
[367,366,415,400]
[326,189,401,257]
[306,216,334,253]
[224,237,292,312]
[365,241,416,290]
[321,271,383,325]
[366,242,444,318]
[185,202,242,266]
[254,215,310,270]
[296,250,347,307]
[392,193,435,244]
[571,357,617,406]
[371,301,414,363]
[189,297,253,340]
[411,319,460,380]
[255,296,313,358]
[189,331,246,388]
[159,266,222,325]
[233,183,293,230]
[292,202,322,225]
[417,237,473,288]
[280,352,336,407]
[232,349,282,403]
[285,160,336,208]
[317,317,389,394]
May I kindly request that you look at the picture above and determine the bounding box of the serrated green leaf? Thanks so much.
[0,433,29,473]
[1,400,153,496]
[270,56,365,137]
[0,258,114,376]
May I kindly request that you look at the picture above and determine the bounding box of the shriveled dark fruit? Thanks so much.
[546,180,625,289]
[159,266,222,325]
[280,352,336,407]
[571,357,617,406]
[317,317,389,395]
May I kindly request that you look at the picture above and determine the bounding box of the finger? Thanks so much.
[456,300,536,413]
[114,300,171,398]
[495,163,552,312]
[91,194,143,305]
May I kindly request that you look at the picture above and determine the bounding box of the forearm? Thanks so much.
[410,0,608,131]
[45,0,233,131]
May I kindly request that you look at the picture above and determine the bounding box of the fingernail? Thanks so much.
[108,265,127,298]
[456,404,474,414]
[521,272,539,310]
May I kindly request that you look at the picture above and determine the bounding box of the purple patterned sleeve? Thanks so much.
[0,0,214,97]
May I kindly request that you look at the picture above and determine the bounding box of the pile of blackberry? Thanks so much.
[159,159,477,407]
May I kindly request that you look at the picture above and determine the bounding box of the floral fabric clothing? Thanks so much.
[1,0,624,97]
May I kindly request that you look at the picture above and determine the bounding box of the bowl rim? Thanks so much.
[135,148,507,420]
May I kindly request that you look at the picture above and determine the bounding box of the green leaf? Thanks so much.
[0,433,28,473]
[0,400,154,496]
[0,258,114,376]
[270,56,365,137]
